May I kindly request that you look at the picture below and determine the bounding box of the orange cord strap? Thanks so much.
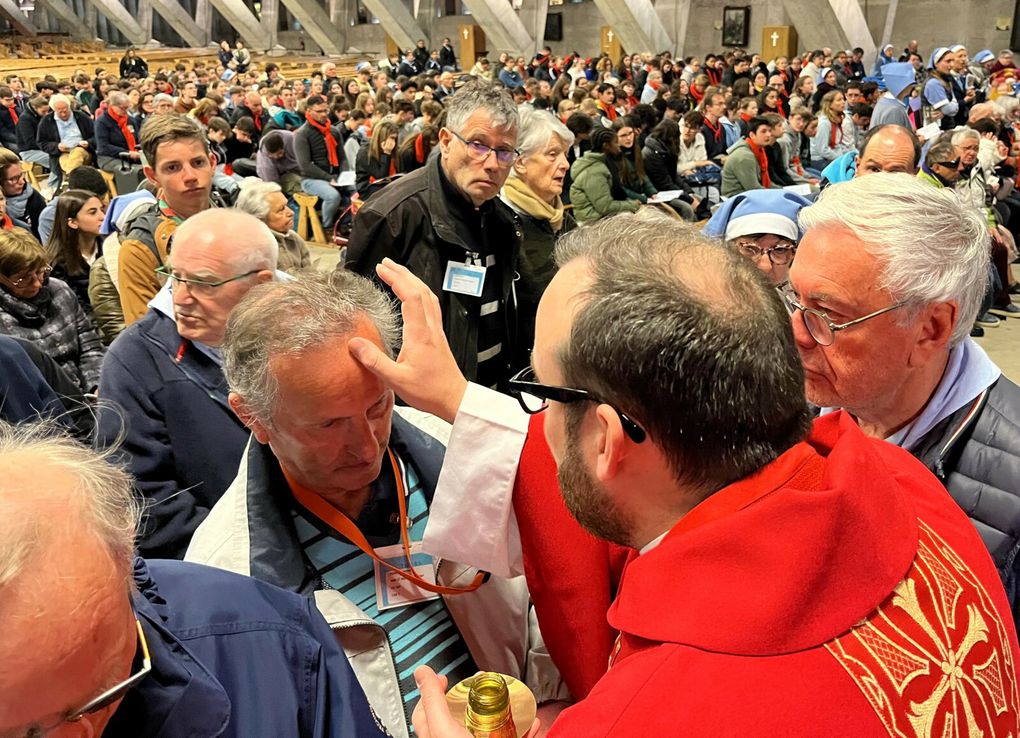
[289,448,488,596]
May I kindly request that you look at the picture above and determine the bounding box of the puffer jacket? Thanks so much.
[0,277,103,391]
[88,254,125,345]
[569,152,641,223]
[913,375,1020,623]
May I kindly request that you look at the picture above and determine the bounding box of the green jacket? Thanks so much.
[569,152,641,223]
[721,140,771,198]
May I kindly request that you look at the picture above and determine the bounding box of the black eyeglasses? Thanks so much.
[508,366,646,443]
[935,157,961,169]
[448,130,520,166]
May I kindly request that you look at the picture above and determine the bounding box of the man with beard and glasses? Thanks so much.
[346,212,1020,735]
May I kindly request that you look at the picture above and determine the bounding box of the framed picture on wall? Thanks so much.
[722,6,750,46]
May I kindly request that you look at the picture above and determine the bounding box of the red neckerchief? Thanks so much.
[597,101,617,121]
[414,134,425,165]
[740,111,752,123]
[304,113,339,167]
[107,107,136,152]
[747,137,771,188]
[0,213,12,229]
[690,85,704,104]
[828,112,844,148]
[703,116,722,141]
[5,103,17,125]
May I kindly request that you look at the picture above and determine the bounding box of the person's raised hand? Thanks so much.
[348,258,468,423]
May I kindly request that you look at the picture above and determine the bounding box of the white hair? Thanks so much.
[234,178,283,223]
[512,107,575,178]
[995,96,1019,119]
[799,172,989,347]
[0,422,139,588]
[950,126,980,145]
[108,91,130,109]
[48,93,72,110]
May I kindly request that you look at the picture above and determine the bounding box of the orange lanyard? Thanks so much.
[288,448,488,596]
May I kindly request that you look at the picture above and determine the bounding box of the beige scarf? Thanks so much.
[503,176,565,232]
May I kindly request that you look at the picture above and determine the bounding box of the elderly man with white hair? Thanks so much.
[95,90,141,172]
[787,172,1020,619]
[96,208,280,559]
[35,92,95,184]
[235,178,311,274]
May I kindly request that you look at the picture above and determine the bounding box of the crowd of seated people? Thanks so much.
[3,35,1020,738]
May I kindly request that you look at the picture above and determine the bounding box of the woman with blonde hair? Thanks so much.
[810,90,855,166]
[0,229,103,391]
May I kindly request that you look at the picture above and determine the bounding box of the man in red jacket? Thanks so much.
[350,213,1020,736]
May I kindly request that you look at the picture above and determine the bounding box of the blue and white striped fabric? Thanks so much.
[292,452,477,731]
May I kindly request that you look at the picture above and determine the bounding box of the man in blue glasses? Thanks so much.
[348,210,1020,735]
[345,80,524,391]
[0,423,385,738]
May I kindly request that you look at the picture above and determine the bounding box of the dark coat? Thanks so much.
[642,136,694,195]
[96,309,250,559]
[108,558,386,738]
[0,334,70,426]
[119,55,149,79]
[36,110,96,157]
[354,142,395,198]
[229,104,270,141]
[0,105,17,149]
[913,374,1020,623]
[95,109,140,158]
[345,155,523,382]
[439,43,457,70]
[15,106,43,151]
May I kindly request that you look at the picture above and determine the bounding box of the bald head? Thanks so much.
[855,124,920,176]
[173,208,279,273]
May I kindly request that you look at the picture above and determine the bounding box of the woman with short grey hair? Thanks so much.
[501,106,576,352]
[235,179,311,274]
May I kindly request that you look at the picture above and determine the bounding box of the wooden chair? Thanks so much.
[19,160,42,193]
[293,191,327,244]
[99,169,118,198]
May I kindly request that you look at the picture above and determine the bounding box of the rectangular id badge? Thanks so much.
[374,542,441,611]
[443,261,486,297]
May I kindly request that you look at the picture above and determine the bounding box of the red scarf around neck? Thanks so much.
[0,213,11,229]
[747,137,771,188]
[5,103,17,125]
[305,113,339,168]
[828,112,844,148]
[108,108,136,151]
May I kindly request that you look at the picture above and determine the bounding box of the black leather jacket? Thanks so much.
[344,156,523,382]
[913,374,1020,622]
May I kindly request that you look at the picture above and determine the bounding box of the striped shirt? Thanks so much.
[291,451,477,731]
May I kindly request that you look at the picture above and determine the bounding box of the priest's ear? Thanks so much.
[229,392,271,444]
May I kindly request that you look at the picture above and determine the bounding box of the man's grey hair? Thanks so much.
[174,209,279,273]
[153,93,174,105]
[994,95,1019,119]
[222,270,400,424]
[0,422,139,588]
[924,137,958,168]
[108,91,130,109]
[444,80,519,135]
[234,178,283,223]
[950,126,980,145]
[799,172,988,346]
[511,107,574,178]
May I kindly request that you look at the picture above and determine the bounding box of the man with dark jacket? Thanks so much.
[15,96,52,180]
[345,80,524,388]
[230,91,269,144]
[413,38,431,70]
[0,85,18,151]
[294,94,348,230]
[791,172,1020,623]
[439,37,457,70]
[95,91,142,172]
[1,425,386,738]
[97,210,277,559]
[398,49,422,78]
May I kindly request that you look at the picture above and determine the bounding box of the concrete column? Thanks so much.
[207,0,271,49]
[83,0,98,38]
[591,0,671,56]
[278,0,344,54]
[0,0,38,35]
[781,0,875,61]
[193,0,211,43]
[35,0,89,38]
[86,0,147,44]
[359,0,426,52]
[459,0,533,56]
[147,0,205,46]
[136,0,154,42]
[515,0,546,58]
[880,0,899,50]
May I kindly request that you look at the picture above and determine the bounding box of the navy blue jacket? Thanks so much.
[105,558,386,737]
[96,109,140,158]
[97,309,250,559]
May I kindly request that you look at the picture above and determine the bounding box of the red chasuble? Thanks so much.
[515,412,1020,735]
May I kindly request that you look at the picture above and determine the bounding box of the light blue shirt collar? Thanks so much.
[820,338,1001,451]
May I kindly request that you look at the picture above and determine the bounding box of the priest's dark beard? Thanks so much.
[557,425,634,548]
